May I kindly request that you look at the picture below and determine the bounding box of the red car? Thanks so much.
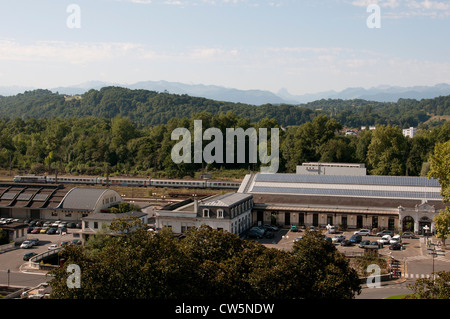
[31,227,42,234]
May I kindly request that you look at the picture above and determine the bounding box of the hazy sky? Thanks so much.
[0,0,449,95]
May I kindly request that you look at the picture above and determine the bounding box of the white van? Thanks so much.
[378,235,391,244]
[389,235,402,244]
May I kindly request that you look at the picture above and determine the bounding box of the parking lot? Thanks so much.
[0,227,82,273]
[252,227,423,260]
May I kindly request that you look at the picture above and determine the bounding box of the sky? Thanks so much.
[0,0,449,95]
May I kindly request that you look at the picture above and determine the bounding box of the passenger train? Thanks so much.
[12,175,242,189]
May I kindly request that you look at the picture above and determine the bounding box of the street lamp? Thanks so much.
[427,242,445,282]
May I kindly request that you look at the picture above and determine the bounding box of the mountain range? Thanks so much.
[1,81,450,105]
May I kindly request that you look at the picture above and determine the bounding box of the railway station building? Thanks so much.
[237,172,445,234]
[0,182,124,223]
[156,192,253,235]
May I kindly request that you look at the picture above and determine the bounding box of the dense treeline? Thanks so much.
[303,97,450,128]
[0,112,448,178]
[1,87,449,128]
[0,88,318,127]
[49,222,361,299]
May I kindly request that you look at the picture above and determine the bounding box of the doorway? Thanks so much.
[402,216,414,232]
[356,215,363,229]
[285,212,290,226]
[313,214,319,227]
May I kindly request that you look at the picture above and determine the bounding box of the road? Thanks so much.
[0,229,80,289]
[262,229,450,299]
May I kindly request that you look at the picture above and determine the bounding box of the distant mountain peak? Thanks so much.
[1,81,449,105]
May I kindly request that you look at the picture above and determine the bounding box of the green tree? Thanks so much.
[405,271,450,299]
[428,141,450,248]
[291,230,361,299]
[433,210,450,249]
[366,125,409,175]
[49,223,361,299]
[428,140,450,201]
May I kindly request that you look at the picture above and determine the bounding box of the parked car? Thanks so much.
[389,235,402,244]
[358,240,371,248]
[332,235,346,243]
[23,252,37,261]
[327,226,336,234]
[341,240,353,246]
[368,241,381,248]
[27,226,34,234]
[354,229,371,236]
[51,221,61,227]
[290,225,299,232]
[389,242,402,250]
[29,238,39,246]
[349,234,362,243]
[67,222,77,228]
[248,227,265,238]
[60,241,70,247]
[294,236,303,242]
[263,224,279,231]
[264,231,274,239]
[324,236,332,243]
[56,227,67,234]
[40,227,50,234]
[47,227,57,235]
[247,230,264,239]
[43,221,52,227]
[71,239,82,246]
[376,230,394,237]
[58,222,68,228]
[48,244,58,250]
[378,235,392,244]
[20,241,33,249]
[308,226,317,232]
[401,232,416,239]
[31,227,41,234]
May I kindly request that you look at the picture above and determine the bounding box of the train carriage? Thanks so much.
[13,175,240,190]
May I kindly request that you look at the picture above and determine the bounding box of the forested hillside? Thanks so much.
[0,112,448,178]
[1,87,449,128]
[0,87,449,178]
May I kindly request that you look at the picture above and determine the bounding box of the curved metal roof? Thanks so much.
[57,188,121,211]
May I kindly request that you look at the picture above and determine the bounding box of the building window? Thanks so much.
[203,209,210,218]
[94,222,98,229]
[84,221,89,229]
[51,212,57,217]
[217,209,224,218]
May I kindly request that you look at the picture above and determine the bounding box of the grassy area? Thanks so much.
[194,168,251,180]
[426,115,450,122]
